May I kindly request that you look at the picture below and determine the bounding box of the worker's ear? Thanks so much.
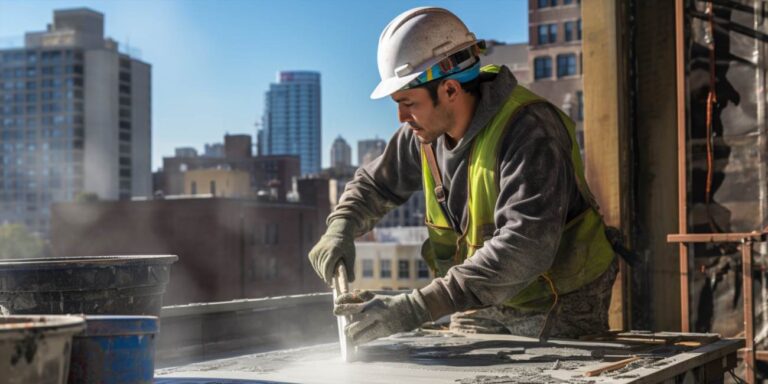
[443,79,460,100]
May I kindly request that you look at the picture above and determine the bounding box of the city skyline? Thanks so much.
[0,0,528,170]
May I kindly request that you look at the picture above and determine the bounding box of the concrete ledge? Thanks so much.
[157,293,337,366]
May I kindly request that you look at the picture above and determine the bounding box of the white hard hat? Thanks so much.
[371,7,482,100]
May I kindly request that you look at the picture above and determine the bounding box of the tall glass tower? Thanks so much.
[261,71,321,176]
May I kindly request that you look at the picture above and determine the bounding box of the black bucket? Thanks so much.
[0,255,177,316]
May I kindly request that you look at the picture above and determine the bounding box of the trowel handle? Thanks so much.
[334,262,349,295]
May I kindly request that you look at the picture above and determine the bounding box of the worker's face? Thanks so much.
[391,86,454,144]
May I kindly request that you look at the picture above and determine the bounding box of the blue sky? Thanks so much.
[0,0,528,170]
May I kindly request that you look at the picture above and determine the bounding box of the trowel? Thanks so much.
[332,262,356,362]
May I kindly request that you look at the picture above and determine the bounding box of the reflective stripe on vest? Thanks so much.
[421,65,615,311]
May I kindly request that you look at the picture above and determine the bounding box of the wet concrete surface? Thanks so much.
[154,330,676,383]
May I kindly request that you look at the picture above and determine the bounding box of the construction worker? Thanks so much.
[309,7,618,345]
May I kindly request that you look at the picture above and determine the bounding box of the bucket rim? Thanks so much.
[79,315,159,336]
[0,315,85,337]
[0,255,178,269]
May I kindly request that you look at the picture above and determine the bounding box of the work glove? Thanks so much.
[334,289,432,345]
[308,218,356,285]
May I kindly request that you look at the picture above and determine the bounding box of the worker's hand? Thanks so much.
[334,289,431,345]
[308,218,356,284]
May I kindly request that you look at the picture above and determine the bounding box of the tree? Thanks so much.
[74,192,100,202]
[0,224,46,259]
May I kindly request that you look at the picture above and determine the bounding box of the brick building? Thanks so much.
[528,0,584,148]
[50,178,330,305]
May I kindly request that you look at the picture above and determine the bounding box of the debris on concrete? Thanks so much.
[156,330,740,384]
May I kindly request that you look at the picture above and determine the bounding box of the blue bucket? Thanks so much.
[68,316,159,384]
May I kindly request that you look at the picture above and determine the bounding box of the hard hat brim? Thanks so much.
[370,72,421,100]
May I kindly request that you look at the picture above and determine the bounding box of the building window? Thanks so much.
[577,91,584,122]
[417,260,430,279]
[577,19,582,40]
[557,54,577,78]
[537,24,557,45]
[549,24,558,43]
[537,0,557,7]
[362,259,374,278]
[210,180,216,196]
[564,0,574,4]
[190,181,197,195]
[534,57,552,80]
[565,21,576,42]
[537,25,547,45]
[398,260,410,279]
[380,259,391,278]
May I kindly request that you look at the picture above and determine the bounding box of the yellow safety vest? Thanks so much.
[421,65,615,311]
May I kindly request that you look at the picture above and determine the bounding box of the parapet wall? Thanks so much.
[156,293,337,366]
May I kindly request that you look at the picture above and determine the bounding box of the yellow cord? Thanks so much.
[541,274,559,313]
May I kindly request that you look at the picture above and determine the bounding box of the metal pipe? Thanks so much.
[675,0,690,333]
[667,231,768,383]
[743,239,756,384]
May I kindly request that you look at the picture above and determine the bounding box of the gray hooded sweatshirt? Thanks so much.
[328,66,589,320]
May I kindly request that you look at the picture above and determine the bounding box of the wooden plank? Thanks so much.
[591,331,720,346]
[582,0,632,333]
[611,337,668,345]
[584,356,642,377]
[544,338,741,383]
[674,0,690,334]
[667,232,767,243]
[634,0,683,334]
[619,339,743,383]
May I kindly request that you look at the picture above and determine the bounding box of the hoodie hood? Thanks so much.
[436,65,519,184]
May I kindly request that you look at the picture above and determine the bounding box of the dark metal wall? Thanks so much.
[683,0,768,345]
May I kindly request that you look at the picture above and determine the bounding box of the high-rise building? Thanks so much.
[357,138,386,166]
[0,8,151,236]
[330,135,351,169]
[528,0,584,149]
[261,71,321,176]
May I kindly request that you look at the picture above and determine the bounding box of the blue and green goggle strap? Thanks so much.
[401,41,487,90]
